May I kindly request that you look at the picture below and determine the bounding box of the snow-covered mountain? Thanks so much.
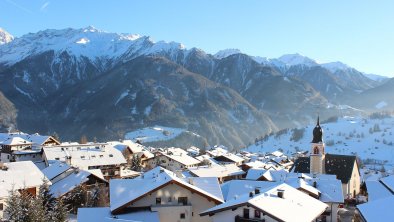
[0,26,187,66]
[0,26,391,149]
[276,53,318,67]
[214,49,242,59]
[0,28,14,45]
[364,73,389,82]
[321,61,351,72]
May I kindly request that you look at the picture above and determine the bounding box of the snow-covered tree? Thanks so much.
[131,154,142,171]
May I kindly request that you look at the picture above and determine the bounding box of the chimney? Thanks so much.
[255,187,260,195]
[65,156,72,165]
[277,189,284,198]
[249,192,254,197]
[313,181,317,188]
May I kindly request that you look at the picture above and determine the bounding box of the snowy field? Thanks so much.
[125,126,188,143]
[246,116,394,167]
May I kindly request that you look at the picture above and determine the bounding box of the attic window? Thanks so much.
[95,146,100,150]
[109,154,114,157]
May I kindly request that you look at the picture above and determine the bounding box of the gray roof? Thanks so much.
[290,154,358,183]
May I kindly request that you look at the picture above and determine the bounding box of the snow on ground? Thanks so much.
[245,116,394,167]
[125,126,186,143]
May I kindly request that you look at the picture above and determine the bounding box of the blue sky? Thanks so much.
[1,0,393,77]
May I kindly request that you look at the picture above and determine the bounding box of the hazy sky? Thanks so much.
[1,0,393,77]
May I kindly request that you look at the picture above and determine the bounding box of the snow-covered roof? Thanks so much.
[365,181,393,201]
[187,177,224,202]
[0,136,32,145]
[0,161,49,198]
[41,161,71,181]
[188,164,245,178]
[243,160,265,168]
[160,147,200,166]
[43,143,126,169]
[245,168,266,180]
[78,207,160,222]
[50,169,92,197]
[214,153,245,163]
[109,167,223,213]
[271,151,284,157]
[0,132,58,146]
[221,180,280,201]
[201,183,327,222]
[357,196,394,222]
[380,175,394,192]
[206,146,228,157]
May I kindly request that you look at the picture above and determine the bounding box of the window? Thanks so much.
[180,213,185,219]
[254,210,261,218]
[178,197,188,205]
[0,203,3,210]
[55,157,60,160]
[168,197,172,202]
[81,155,86,159]
[109,154,114,157]
[100,155,104,158]
[313,147,319,154]
[243,208,249,219]
[156,198,161,204]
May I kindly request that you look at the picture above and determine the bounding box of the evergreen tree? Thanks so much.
[4,187,21,222]
[131,154,141,171]
[49,198,68,222]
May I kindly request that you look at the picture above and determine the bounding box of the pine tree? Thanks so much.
[131,154,142,171]
[49,198,68,222]
[4,187,21,222]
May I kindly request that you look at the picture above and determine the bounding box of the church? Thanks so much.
[291,117,361,199]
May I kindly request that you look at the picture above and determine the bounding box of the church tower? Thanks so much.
[310,116,325,175]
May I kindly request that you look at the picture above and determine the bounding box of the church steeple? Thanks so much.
[310,115,325,175]
[312,116,323,143]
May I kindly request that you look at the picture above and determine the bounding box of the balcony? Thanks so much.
[235,215,265,222]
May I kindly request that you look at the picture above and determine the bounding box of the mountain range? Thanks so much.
[0,26,392,149]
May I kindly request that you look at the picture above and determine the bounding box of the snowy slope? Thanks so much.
[245,116,394,164]
[125,126,200,143]
[321,61,351,72]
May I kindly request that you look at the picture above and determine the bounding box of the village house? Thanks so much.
[223,172,344,222]
[200,183,328,222]
[212,153,245,166]
[291,117,361,199]
[42,143,127,179]
[0,161,49,219]
[0,132,60,163]
[109,167,224,222]
[188,162,245,183]
[145,147,200,172]
[111,140,154,169]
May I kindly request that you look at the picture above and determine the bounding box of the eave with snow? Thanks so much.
[109,167,223,222]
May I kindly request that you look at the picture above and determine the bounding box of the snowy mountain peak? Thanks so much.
[277,53,318,67]
[82,25,101,33]
[214,48,242,59]
[0,27,14,45]
[321,61,351,72]
[0,27,189,66]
